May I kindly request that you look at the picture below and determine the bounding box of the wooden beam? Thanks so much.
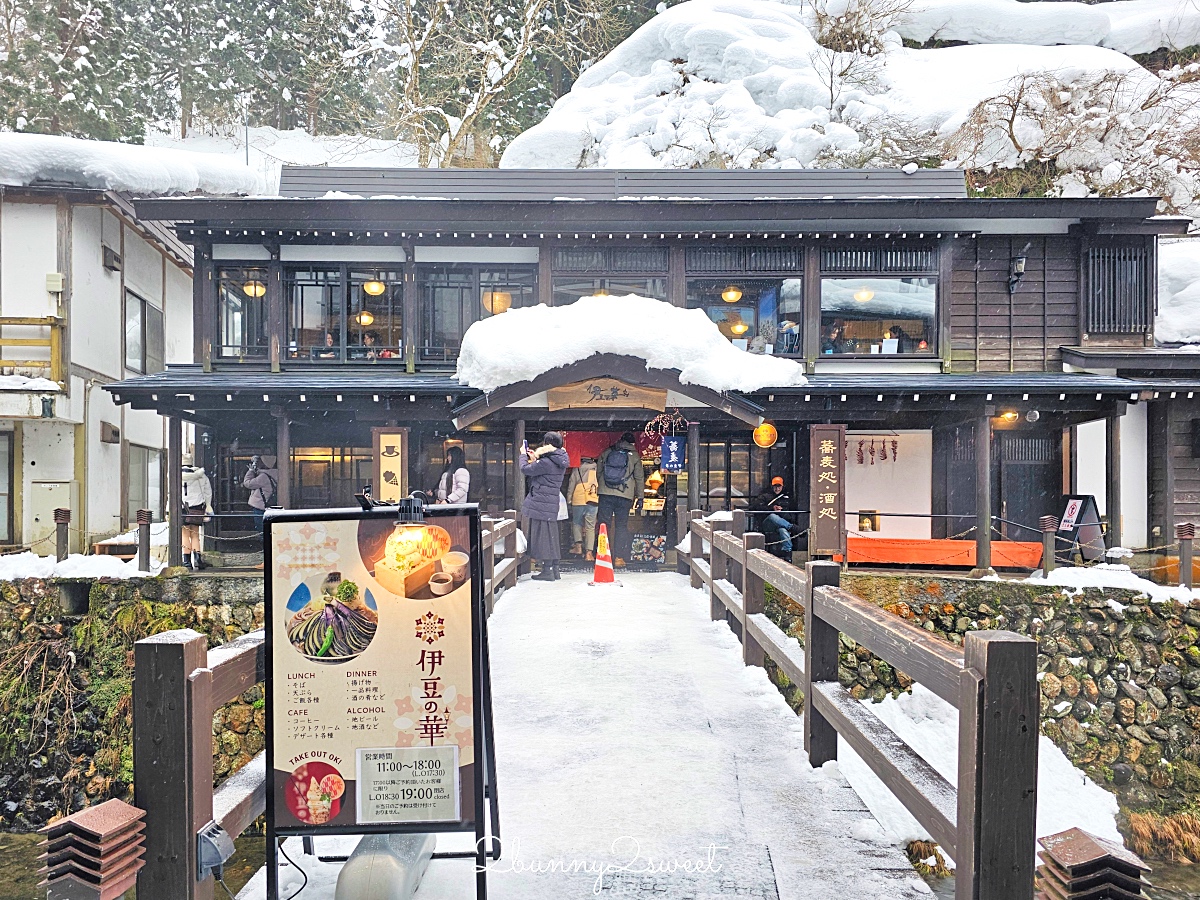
[973,414,993,576]
[1107,412,1122,548]
[687,423,701,511]
[210,751,266,842]
[745,613,805,686]
[206,630,265,708]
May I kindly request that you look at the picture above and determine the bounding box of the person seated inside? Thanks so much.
[312,331,338,359]
[754,476,793,559]
[822,321,849,354]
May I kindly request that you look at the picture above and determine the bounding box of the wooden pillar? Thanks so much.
[688,509,703,589]
[710,518,730,621]
[274,409,290,508]
[1106,413,1122,549]
[267,256,283,373]
[403,258,418,373]
[687,422,700,511]
[512,419,526,508]
[972,414,993,577]
[803,561,840,766]
[193,243,213,371]
[667,245,686,307]
[167,417,183,568]
[742,532,766,667]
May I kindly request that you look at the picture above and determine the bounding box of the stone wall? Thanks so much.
[763,572,1200,818]
[0,573,263,832]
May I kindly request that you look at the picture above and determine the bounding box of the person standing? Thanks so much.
[566,457,598,560]
[520,432,569,581]
[597,432,644,568]
[435,446,470,504]
[756,476,793,559]
[181,454,213,570]
[243,454,279,531]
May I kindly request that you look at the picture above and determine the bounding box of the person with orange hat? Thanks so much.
[755,476,793,560]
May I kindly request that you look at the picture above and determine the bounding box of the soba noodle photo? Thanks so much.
[287,572,378,663]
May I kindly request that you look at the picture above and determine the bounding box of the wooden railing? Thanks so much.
[685,511,1039,900]
[0,315,64,385]
[130,513,523,899]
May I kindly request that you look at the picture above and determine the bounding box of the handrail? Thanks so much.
[0,315,64,385]
[680,510,1039,900]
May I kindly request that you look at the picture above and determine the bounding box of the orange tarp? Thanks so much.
[846,537,1043,568]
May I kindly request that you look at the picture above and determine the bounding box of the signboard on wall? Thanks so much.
[547,378,667,412]
[809,424,847,558]
[372,428,408,503]
[264,505,496,898]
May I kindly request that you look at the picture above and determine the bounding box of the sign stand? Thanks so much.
[1056,494,1106,564]
[263,503,499,900]
[809,424,847,560]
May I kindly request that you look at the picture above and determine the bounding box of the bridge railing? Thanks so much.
[685,512,1039,900]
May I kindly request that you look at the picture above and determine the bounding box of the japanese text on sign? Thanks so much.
[809,425,846,556]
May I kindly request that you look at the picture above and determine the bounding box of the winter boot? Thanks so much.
[551,562,561,580]
[192,552,203,570]
[532,562,555,581]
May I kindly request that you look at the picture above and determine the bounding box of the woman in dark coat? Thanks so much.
[520,431,569,581]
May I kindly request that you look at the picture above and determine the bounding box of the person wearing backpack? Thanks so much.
[566,457,598,560]
[243,453,279,531]
[597,432,644,568]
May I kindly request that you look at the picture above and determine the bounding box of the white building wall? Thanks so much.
[70,207,123,377]
[1,202,58,319]
[165,261,193,365]
[1074,407,1148,549]
[844,430,933,539]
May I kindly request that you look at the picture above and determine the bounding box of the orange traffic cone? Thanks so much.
[590,523,616,585]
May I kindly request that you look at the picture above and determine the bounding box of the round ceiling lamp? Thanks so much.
[482,290,512,315]
[854,287,874,302]
[730,320,750,335]
[243,277,266,298]
[356,310,375,326]
[363,278,387,296]
[722,285,743,303]
[752,422,778,448]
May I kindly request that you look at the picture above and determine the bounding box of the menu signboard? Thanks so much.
[264,504,495,898]
[809,424,847,558]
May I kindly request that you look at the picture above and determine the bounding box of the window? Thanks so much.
[1086,242,1151,334]
[820,277,936,355]
[0,432,11,543]
[125,291,164,372]
[686,278,803,353]
[126,445,163,525]
[285,266,405,362]
[217,267,269,359]
[696,439,781,511]
[552,277,667,305]
[291,446,373,508]
[420,265,535,363]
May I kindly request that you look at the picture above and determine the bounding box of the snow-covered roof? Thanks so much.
[455,294,808,394]
[0,133,264,196]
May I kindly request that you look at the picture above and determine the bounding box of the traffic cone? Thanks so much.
[590,523,616,585]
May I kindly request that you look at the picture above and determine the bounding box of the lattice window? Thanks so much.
[821,247,876,272]
[881,247,935,272]
[1002,436,1055,463]
[1086,243,1151,334]
[610,247,668,273]
[553,248,608,271]
[686,246,746,272]
[746,246,801,272]
[821,245,937,273]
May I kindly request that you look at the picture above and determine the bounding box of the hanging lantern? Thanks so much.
[243,277,266,298]
[752,422,778,448]
[722,285,743,303]
[363,278,387,296]
[730,320,750,335]
[481,290,512,315]
[853,286,874,302]
[355,310,375,326]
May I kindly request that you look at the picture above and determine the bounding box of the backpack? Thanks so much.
[603,449,630,489]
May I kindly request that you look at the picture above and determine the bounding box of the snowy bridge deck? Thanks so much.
[244,573,931,899]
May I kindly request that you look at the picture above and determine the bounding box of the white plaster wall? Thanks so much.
[1076,419,1106,512]
[70,207,123,377]
[1075,410,1148,548]
[84,381,124,538]
[122,221,164,307]
[1,202,58,318]
[844,430,933,539]
[164,261,193,365]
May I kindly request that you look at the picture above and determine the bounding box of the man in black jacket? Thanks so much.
[755,476,793,559]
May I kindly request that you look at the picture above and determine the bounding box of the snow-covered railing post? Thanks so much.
[1039,515,1058,574]
[729,509,747,588]
[688,511,705,590]
[741,531,766,667]
[137,508,153,572]
[53,507,70,561]
[709,517,732,621]
[803,561,840,767]
[1177,523,1195,588]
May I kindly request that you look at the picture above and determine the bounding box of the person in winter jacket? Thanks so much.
[519,431,569,581]
[435,446,470,504]
[754,476,793,558]
[597,433,644,567]
[243,454,279,531]
[566,458,598,560]
[181,454,213,570]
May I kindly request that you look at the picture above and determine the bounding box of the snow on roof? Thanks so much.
[1157,238,1200,345]
[498,0,1156,170]
[0,133,263,195]
[898,0,1200,55]
[455,294,807,394]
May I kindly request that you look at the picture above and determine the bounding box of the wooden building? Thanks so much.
[106,168,1193,569]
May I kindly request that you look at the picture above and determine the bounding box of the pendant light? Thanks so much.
[356,310,375,326]
[363,277,387,296]
[722,285,743,303]
[730,319,749,335]
[854,286,874,302]
[481,290,512,315]
[243,274,266,298]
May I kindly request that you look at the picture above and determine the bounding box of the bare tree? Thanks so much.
[802,0,913,113]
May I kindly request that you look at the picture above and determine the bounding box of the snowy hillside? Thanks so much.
[500,0,1200,215]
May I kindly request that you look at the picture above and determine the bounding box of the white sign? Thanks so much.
[1060,499,1083,531]
[356,745,461,824]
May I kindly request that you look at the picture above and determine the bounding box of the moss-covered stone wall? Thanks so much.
[763,572,1200,819]
[0,574,264,832]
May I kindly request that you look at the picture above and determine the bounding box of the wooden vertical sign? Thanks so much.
[809,424,847,558]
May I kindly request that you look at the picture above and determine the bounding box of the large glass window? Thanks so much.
[125,290,165,372]
[348,270,402,360]
[217,268,269,360]
[686,278,803,354]
[820,277,936,355]
[696,439,779,511]
[420,265,534,363]
[126,444,163,525]
[287,267,342,360]
[291,446,373,507]
[552,277,667,306]
[285,266,404,362]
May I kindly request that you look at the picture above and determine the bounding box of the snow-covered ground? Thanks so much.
[0,550,160,579]
[239,572,1127,899]
[456,293,808,393]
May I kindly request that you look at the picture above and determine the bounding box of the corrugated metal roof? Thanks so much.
[277,167,968,201]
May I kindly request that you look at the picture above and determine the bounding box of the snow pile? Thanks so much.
[98,521,171,548]
[0,133,263,195]
[897,0,1200,56]
[1024,562,1200,606]
[455,294,808,393]
[0,551,159,580]
[835,684,1123,862]
[0,374,61,392]
[1157,238,1200,344]
[146,126,417,195]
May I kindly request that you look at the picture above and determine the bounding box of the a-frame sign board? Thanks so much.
[264,504,499,900]
[1056,494,1106,564]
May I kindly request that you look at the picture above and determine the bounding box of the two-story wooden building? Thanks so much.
[107,167,1194,569]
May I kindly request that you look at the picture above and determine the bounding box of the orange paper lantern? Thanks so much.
[752,422,778,448]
